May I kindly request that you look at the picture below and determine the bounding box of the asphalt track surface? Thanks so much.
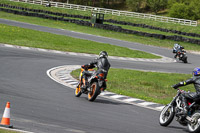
[0,18,200,133]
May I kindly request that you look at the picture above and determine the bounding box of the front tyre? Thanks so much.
[75,84,82,97]
[88,82,100,102]
[187,112,200,133]
[159,105,175,126]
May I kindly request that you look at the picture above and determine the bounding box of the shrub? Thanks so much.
[169,3,194,20]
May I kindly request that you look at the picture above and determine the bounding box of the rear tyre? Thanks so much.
[88,82,100,102]
[187,112,200,133]
[159,105,175,126]
[75,84,82,97]
[183,56,188,63]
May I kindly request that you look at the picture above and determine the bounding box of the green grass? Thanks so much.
[0,23,159,58]
[71,68,193,105]
[1,12,200,52]
[0,128,20,133]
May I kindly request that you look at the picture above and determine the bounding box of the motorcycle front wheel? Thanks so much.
[75,84,82,97]
[187,112,200,133]
[159,105,175,126]
[88,82,100,102]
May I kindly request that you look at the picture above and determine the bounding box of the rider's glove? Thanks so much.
[172,84,179,89]
[81,64,89,68]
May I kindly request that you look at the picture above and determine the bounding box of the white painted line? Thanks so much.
[0,126,34,133]
[155,106,165,111]
[110,95,126,99]
[68,82,78,85]
[123,98,142,102]
[138,102,157,106]
[58,75,68,78]
[65,79,76,82]
[100,91,115,95]
[47,65,165,112]
[68,52,78,55]
[4,44,14,47]
[37,48,48,52]
[59,77,69,80]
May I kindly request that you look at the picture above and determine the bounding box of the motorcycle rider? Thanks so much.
[81,51,111,91]
[173,43,184,58]
[172,67,200,115]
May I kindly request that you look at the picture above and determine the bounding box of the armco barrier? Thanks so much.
[9,0,198,26]
[1,3,200,38]
[1,7,200,45]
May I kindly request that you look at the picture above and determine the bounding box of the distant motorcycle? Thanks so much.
[176,49,188,63]
[159,88,200,133]
[75,66,107,101]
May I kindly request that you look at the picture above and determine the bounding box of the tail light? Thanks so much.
[99,73,104,77]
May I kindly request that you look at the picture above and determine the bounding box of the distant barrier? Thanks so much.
[9,0,198,26]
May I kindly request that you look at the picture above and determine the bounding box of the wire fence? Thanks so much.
[10,0,198,26]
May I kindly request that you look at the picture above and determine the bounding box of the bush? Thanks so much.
[169,2,198,20]
[189,0,200,20]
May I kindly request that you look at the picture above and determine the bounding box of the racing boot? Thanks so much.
[81,78,88,92]
[179,96,189,116]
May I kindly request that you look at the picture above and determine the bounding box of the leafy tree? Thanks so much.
[126,0,144,12]
[168,0,191,8]
[169,3,193,20]
[169,0,200,20]
[146,0,168,14]
[189,0,200,20]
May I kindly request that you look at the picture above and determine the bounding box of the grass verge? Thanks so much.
[0,128,20,133]
[1,11,200,52]
[0,23,160,58]
[71,68,193,105]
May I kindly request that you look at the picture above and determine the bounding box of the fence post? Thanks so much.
[190,21,192,26]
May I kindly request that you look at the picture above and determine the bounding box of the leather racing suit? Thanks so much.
[173,75,200,113]
[81,56,111,90]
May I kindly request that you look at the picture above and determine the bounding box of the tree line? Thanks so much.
[52,0,200,20]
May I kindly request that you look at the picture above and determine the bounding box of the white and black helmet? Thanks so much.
[99,51,108,58]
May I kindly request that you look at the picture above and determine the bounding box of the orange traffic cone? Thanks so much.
[0,102,13,128]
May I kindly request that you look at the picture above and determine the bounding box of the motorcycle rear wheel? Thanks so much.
[75,84,82,97]
[187,112,200,133]
[159,105,175,126]
[88,82,100,102]
[183,57,188,63]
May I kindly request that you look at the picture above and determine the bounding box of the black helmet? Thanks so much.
[99,51,108,58]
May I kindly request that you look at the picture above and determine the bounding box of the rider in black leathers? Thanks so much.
[172,67,200,115]
[81,51,111,90]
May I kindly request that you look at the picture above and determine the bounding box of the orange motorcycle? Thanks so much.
[75,66,107,101]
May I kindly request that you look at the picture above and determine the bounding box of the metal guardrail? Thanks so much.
[9,0,198,26]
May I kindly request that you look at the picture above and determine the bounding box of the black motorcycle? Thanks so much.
[159,88,200,133]
[177,49,188,63]
[75,66,107,101]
